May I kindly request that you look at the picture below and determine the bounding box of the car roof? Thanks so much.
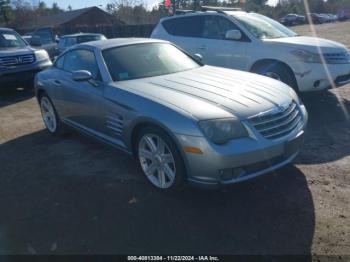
[61,33,104,38]
[78,38,168,50]
[159,10,248,22]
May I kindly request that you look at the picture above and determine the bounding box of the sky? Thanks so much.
[42,0,278,10]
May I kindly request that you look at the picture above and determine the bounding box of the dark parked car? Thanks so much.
[280,14,305,26]
[58,33,106,54]
[0,28,52,89]
[306,13,323,24]
[338,12,348,22]
[29,27,59,59]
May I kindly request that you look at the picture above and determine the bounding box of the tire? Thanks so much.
[136,126,186,192]
[253,62,299,92]
[39,94,67,135]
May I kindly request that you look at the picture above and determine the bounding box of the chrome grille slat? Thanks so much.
[106,113,124,136]
[106,120,123,128]
[250,102,296,126]
[0,54,35,67]
[249,102,302,140]
[263,115,301,139]
[257,109,299,133]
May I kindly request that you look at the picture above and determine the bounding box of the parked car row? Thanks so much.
[280,12,347,26]
[0,27,107,90]
[22,27,107,59]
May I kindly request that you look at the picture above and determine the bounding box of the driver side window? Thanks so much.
[202,15,250,42]
[61,49,100,80]
[202,16,240,40]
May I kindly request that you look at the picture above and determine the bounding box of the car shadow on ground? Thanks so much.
[0,88,34,109]
[296,89,350,165]
[295,89,350,164]
[0,130,315,256]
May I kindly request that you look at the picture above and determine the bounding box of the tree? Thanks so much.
[67,5,72,11]
[51,2,62,14]
[0,0,13,26]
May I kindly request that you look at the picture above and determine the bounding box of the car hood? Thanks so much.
[113,66,294,120]
[264,36,348,52]
[0,46,35,57]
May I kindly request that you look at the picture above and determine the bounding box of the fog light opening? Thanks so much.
[313,80,321,88]
[219,168,245,181]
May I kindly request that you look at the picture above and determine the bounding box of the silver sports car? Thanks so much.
[35,38,308,191]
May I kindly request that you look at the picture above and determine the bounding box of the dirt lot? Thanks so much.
[0,22,349,257]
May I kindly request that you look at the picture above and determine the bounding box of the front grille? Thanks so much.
[323,52,350,64]
[0,54,35,67]
[249,102,302,140]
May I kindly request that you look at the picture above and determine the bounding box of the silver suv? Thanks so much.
[0,27,52,90]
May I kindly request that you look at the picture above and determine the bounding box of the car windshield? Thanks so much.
[103,42,201,81]
[77,35,106,44]
[232,12,298,39]
[0,31,27,49]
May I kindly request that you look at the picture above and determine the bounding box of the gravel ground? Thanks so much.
[0,22,349,256]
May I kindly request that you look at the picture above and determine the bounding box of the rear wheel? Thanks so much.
[136,126,186,192]
[253,62,299,92]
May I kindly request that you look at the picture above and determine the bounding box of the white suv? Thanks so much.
[151,11,350,92]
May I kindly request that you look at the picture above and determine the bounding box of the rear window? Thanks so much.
[162,16,203,37]
[77,35,106,44]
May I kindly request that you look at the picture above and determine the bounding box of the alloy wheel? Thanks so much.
[40,97,57,133]
[138,134,176,189]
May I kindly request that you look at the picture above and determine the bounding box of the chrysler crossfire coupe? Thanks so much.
[34,38,308,191]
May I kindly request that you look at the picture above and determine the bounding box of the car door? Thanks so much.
[161,15,204,55]
[195,15,250,70]
[54,49,106,134]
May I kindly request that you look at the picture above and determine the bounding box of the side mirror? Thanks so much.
[72,70,92,82]
[225,29,242,41]
[193,53,203,62]
[30,36,42,46]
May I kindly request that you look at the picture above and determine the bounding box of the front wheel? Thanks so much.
[39,94,66,135]
[253,62,299,92]
[136,126,186,192]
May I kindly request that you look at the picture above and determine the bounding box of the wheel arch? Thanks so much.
[36,88,47,102]
[249,58,299,91]
[128,118,191,176]
[129,119,184,158]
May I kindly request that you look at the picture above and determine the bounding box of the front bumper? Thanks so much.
[0,59,52,88]
[175,105,308,188]
[293,62,350,92]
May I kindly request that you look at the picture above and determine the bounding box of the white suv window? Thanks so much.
[202,15,240,40]
[162,16,204,37]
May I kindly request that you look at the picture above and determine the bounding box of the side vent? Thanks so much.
[106,113,124,137]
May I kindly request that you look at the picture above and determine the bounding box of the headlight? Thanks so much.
[291,49,350,64]
[35,50,49,61]
[291,49,322,63]
[198,118,248,145]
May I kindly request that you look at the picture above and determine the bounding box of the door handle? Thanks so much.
[198,45,207,50]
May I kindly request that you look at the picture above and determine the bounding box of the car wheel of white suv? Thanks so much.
[253,62,299,92]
